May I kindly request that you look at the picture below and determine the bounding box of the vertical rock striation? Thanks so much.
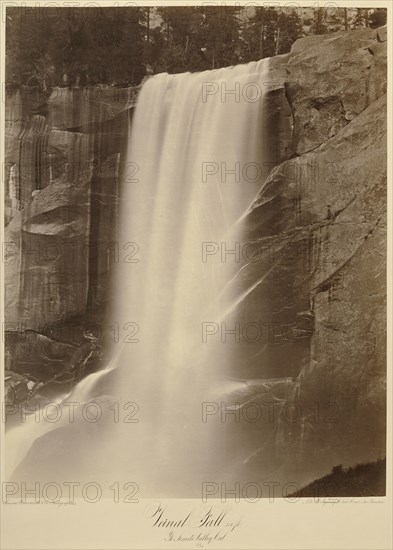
[4,85,134,373]
[5,87,135,317]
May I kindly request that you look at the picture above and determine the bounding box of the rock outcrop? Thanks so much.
[224,26,386,485]
[4,85,134,365]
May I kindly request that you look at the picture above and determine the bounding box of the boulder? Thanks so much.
[287,27,387,154]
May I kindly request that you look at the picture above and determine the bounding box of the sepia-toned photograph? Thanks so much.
[1,1,391,549]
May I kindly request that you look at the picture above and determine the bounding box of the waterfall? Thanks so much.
[6,59,272,497]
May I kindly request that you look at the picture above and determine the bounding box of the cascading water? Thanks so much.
[7,59,273,497]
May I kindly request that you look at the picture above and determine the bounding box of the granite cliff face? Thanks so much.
[224,26,386,482]
[4,27,387,481]
[4,86,136,375]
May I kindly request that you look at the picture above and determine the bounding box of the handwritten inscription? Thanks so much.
[146,503,241,547]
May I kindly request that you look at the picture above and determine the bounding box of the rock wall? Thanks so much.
[226,26,386,483]
[4,85,136,334]
[4,85,135,375]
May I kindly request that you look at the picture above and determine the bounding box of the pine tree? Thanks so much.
[154,7,203,72]
[327,8,346,32]
[277,9,303,54]
[312,8,328,35]
[353,8,370,29]
[6,6,386,88]
[193,6,241,69]
[239,7,278,60]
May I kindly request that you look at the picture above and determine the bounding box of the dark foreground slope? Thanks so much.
[288,459,386,497]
